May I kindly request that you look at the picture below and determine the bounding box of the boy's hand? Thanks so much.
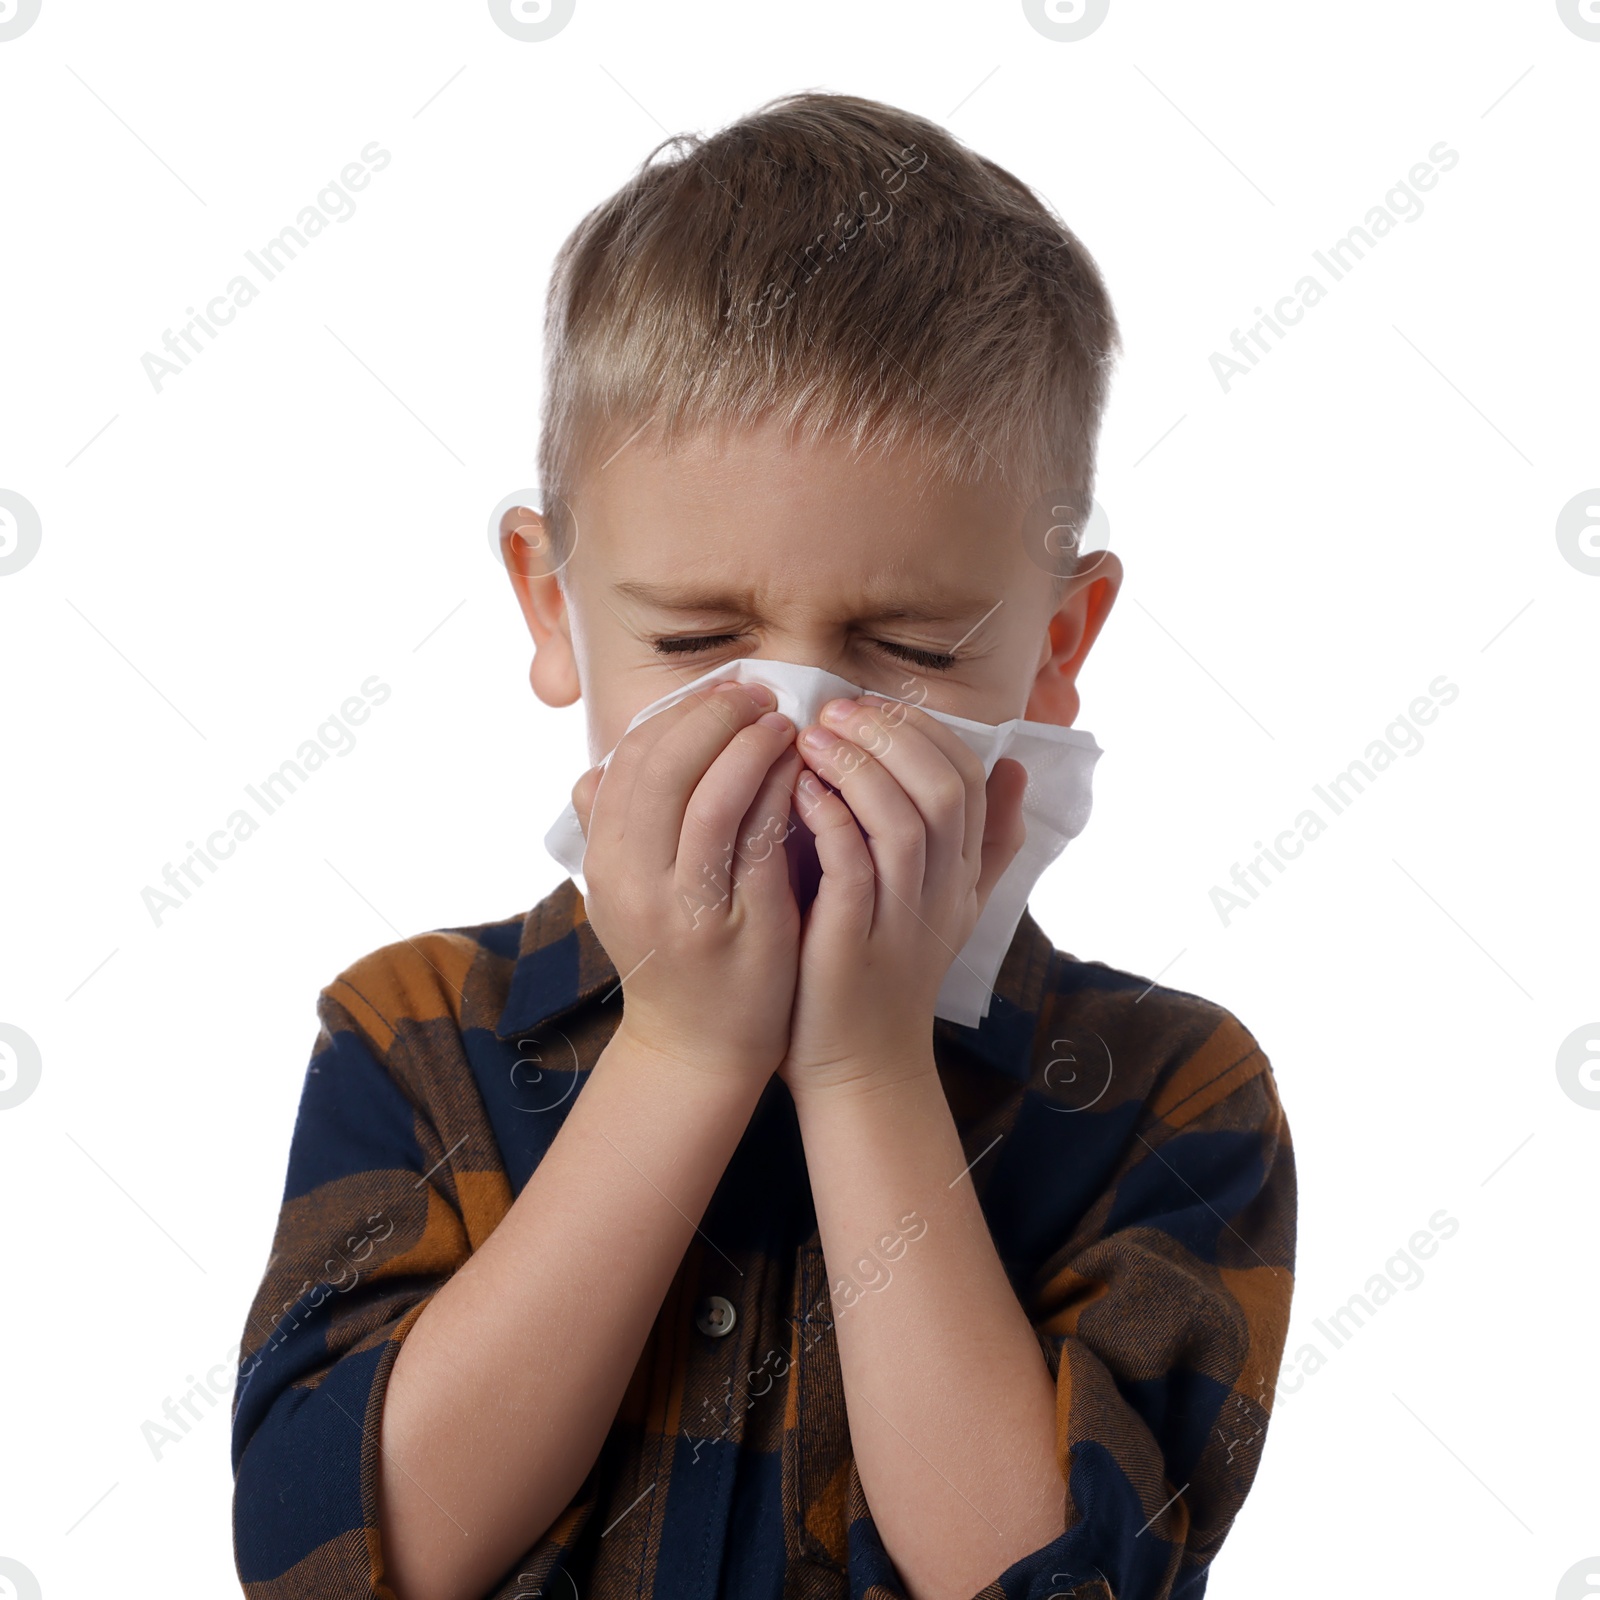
[570,681,803,1084]
[779,694,1029,1098]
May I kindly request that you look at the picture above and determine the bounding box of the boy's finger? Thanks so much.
[794,771,876,936]
[571,764,604,837]
[856,693,988,871]
[974,758,1028,909]
[623,684,779,874]
[676,714,797,903]
[585,684,752,863]
[798,724,924,896]
[731,746,803,904]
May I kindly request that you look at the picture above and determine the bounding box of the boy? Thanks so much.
[230,91,1294,1600]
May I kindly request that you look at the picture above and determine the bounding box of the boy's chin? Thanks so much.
[785,805,824,916]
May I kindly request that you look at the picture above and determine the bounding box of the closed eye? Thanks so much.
[650,634,958,671]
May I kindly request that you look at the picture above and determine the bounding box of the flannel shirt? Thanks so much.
[230,876,1295,1599]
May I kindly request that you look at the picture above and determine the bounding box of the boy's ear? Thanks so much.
[1025,550,1123,727]
[500,505,581,709]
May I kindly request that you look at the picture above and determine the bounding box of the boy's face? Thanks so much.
[504,415,1121,766]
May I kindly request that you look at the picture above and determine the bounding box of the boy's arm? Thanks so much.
[375,1024,765,1600]
[791,1060,1066,1600]
[231,988,765,1600]
[790,1017,1296,1600]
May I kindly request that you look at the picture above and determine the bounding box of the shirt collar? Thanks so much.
[494,877,1055,1082]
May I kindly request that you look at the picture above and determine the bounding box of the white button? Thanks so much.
[695,1294,737,1337]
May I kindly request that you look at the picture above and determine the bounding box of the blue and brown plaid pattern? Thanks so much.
[231,876,1295,1598]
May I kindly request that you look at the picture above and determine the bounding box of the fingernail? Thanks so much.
[801,726,835,750]
[758,711,791,731]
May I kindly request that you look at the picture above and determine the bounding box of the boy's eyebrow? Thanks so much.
[612,578,996,624]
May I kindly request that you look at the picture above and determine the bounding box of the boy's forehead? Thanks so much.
[578,420,1022,597]
[590,416,1009,514]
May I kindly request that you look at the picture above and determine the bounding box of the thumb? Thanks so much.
[571,763,604,839]
[975,757,1028,909]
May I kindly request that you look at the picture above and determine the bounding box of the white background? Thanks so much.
[1,2,1596,1596]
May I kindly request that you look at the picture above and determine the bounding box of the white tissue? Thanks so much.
[543,658,1102,1028]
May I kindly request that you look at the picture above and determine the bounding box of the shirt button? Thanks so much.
[695,1294,738,1338]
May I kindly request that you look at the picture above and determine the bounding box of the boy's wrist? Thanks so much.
[606,1018,777,1104]
[782,1045,940,1114]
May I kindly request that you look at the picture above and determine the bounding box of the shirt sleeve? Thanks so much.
[228,982,600,1599]
[843,1014,1296,1600]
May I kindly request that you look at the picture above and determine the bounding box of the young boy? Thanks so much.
[230,92,1295,1600]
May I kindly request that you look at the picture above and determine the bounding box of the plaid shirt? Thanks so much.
[231,877,1295,1599]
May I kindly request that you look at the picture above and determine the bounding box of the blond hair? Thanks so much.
[535,90,1120,591]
